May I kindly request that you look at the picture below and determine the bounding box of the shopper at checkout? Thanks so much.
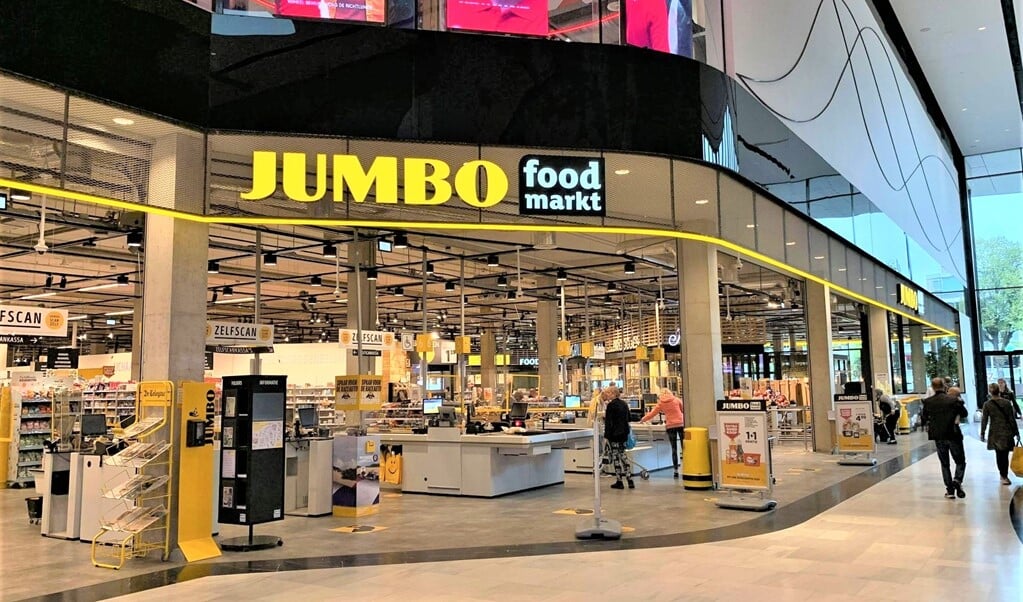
[601,386,634,490]
[639,389,685,478]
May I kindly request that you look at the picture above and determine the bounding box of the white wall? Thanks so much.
[208,342,353,387]
[78,352,133,381]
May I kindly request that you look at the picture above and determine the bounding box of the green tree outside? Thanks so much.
[975,236,1023,351]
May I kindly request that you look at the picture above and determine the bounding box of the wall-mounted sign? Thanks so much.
[518,357,539,366]
[45,348,79,369]
[0,305,68,337]
[0,334,28,344]
[897,284,919,313]
[518,155,605,217]
[206,321,274,346]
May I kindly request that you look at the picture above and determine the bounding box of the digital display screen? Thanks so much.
[628,399,642,410]
[81,413,107,437]
[565,395,581,409]
[423,398,443,414]
[0,192,7,210]
[626,0,693,57]
[276,0,386,23]
[253,392,284,421]
[378,239,393,252]
[298,407,317,428]
[446,0,549,36]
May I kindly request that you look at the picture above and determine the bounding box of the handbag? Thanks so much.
[626,428,636,450]
[1012,438,1023,478]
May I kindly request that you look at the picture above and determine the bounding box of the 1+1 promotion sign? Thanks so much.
[239,152,607,219]
[715,399,770,490]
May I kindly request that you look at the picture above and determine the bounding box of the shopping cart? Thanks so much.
[626,428,655,480]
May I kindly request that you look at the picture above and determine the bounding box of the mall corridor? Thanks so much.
[100,435,1021,602]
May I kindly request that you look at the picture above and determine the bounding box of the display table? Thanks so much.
[381,428,592,497]
[554,422,677,475]
[284,437,333,517]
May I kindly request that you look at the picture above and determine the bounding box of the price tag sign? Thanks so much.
[834,398,875,453]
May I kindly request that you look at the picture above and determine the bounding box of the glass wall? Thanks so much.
[967,148,1023,352]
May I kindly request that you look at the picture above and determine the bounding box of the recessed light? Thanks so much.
[978,26,986,31]
[614,169,631,175]
[112,117,135,126]
[813,255,825,260]
[746,224,756,229]
[920,26,930,32]
[961,107,967,111]
[785,241,796,246]
[838,267,847,272]
[695,199,709,205]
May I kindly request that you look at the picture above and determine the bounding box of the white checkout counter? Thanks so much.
[40,451,134,543]
[381,428,593,497]
[284,437,333,517]
[552,422,678,475]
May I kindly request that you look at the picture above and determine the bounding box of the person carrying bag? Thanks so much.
[980,383,1021,485]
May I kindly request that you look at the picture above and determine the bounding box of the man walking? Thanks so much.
[921,377,969,499]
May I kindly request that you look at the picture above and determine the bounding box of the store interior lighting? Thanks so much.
[208,260,220,274]
[322,243,337,258]
[394,233,409,249]
[116,274,129,286]
[310,275,323,287]
[263,251,278,266]
[126,230,143,248]
[624,261,635,274]
[366,267,378,281]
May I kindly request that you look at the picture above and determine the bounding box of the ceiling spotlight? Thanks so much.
[508,290,517,300]
[59,275,67,289]
[366,267,378,281]
[308,295,317,305]
[82,239,97,248]
[497,275,508,287]
[311,275,323,287]
[391,315,398,323]
[116,274,129,286]
[45,274,53,288]
[322,243,337,258]
[112,117,135,126]
[126,230,143,248]
[223,286,234,296]
[426,262,435,275]
[487,254,499,267]
[263,251,278,266]
[624,261,635,274]
[556,268,567,281]
[603,295,613,305]
[607,281,618,292]
[394,286,405,297]
[394,233,409,249]
[211,289,219,303]
[208,260,220,274]
[11,189,31,201]
[445,281,456,292]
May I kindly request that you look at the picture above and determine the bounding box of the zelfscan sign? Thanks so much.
[240,151,607,218]
[518,155,606,217]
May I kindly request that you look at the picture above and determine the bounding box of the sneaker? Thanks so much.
[887,439,898,445]
[673,471,679,479]
[954,482,966,499]
[627,479,635,489]
[1001,477,1012,485]
[944,490,956,499]
[610,480,624,490]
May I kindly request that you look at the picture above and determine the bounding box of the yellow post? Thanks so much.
[177,382,221,562]
[681,427,713,490]
[0,386,11,490]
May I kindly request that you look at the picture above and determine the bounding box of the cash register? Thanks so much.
[296,407,317,438]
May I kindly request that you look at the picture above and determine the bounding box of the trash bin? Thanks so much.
[25,496,42,525]
[681,427,713,490]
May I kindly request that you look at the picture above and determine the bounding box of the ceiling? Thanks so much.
[892,0,1023,155]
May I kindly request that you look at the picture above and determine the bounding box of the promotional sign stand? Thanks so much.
[714,399,777,512]
[576,416,621,539]
[834,394,877,466]
[218,375,287,552]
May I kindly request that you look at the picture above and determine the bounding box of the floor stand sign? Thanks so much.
[575,416,621,539]
[218,375,287,551]
[714,399,777,512]
[834,394,877,466]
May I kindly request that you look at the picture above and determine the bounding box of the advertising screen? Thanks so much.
[276,0,386,23]
[446,0,549,36]
[625,0,692,57]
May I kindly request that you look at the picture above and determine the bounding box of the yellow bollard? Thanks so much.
[681,427,713,490]
[897,400,911,434]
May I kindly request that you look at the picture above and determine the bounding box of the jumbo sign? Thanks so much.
[240,152,606,217]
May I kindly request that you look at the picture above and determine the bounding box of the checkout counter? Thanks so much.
[551,421,678,475]
[283,407,333,516]
[381,427,593,497]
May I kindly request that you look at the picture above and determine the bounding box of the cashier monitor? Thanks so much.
[565,395,582,409]
[298,407,317,434]
[80,413,107,438]
[423,398,443,415]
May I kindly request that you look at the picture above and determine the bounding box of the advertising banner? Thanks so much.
[626,0,693,57]
[446,0,548,36]
[206,321,274,347]
[334,375,383,411]
[276,0,386,23]
[716,399,769,490]
[0,305,68,337]
[332,435,381,517]
[834,396,875,453]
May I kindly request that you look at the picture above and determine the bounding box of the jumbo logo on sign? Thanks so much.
[240,152,508,208]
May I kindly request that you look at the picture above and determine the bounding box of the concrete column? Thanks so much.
[480,330,497,392]
[138,132,208,557]
[535,276,559,398]
[676,240,722,428]
[345,240,377,376]
[772,332,784,379]
[867,306,892,393]
[908,324,926,393]
[805,281,835,453]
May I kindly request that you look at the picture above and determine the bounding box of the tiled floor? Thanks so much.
[101,434,1022,602]
[5,430,1018,601]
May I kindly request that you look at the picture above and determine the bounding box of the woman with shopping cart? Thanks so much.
[640,389,685,478]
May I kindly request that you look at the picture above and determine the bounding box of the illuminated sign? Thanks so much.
[897,284,919,313]
[518,155,606,217]
[241,152,508,208]
[205,321,274,346]
[0,305,68,337]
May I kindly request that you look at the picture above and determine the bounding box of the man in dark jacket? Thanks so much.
[601,386,634,490]
[921,377,969,499]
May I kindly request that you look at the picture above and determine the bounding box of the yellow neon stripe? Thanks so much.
[1,178,957,337]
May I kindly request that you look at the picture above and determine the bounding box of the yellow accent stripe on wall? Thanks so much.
[0,178,957,337]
